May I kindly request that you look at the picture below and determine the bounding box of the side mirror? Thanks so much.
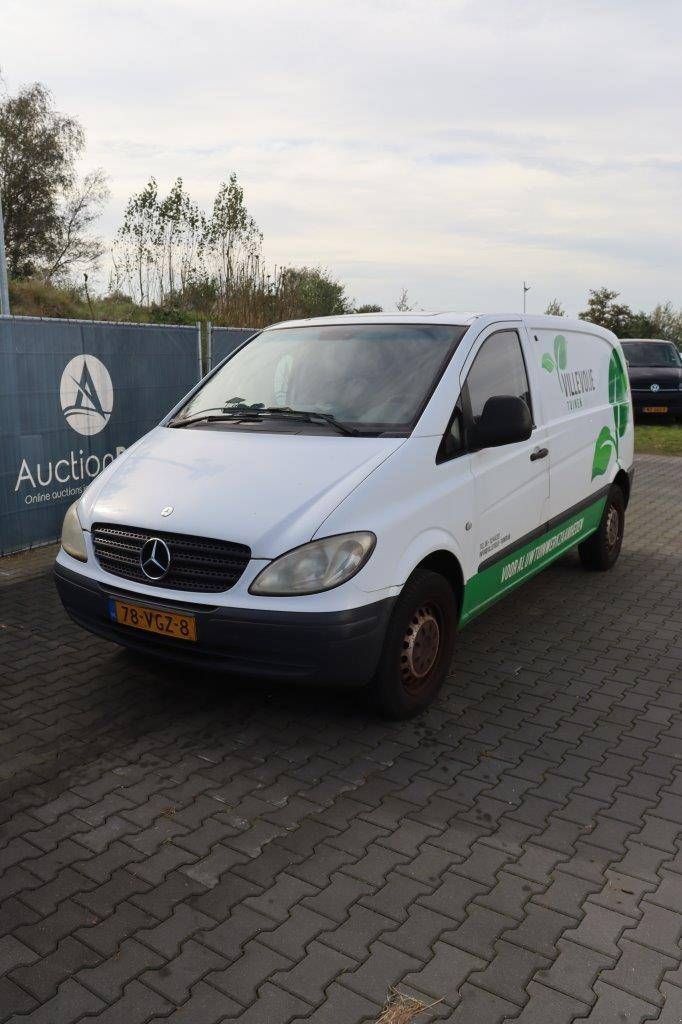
[472,395,532,449]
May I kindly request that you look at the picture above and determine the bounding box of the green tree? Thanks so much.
[0,80,107,278]
[544,298,564,316]
[279,266,352,318]
[355,303,383,313]
[579,287,633,335]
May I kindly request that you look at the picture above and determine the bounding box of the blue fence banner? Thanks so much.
[0,316,201,554]
[209,326,255,369]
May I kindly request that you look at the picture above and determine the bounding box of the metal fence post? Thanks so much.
[0,192,10,315]
[196,321,203,379]
[207,320,212,374]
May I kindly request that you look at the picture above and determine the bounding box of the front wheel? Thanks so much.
[368,569,458,719]
[578,485,625,571]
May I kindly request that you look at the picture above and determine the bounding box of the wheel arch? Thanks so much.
[410,548,465,616]
[613,467,632,508]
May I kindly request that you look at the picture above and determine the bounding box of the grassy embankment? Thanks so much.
[635,424,682,455]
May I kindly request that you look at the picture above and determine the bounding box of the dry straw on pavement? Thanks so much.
[376,989,443,1023]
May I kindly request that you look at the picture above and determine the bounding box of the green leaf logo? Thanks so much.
[592,426,616,479]
[613,401,629,440]
[554,334,568,371]
[608,349,628,405]
[541,353,555,373]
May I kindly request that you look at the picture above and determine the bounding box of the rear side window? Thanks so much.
[465,330,532,419]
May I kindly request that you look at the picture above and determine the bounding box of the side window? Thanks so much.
[437,330,532,463]
[465,330,532,421]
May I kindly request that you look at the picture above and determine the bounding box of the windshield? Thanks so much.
[621,341,682,368]
[176,323,467,434]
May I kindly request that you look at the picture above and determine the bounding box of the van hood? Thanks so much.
[628,366,681,388]
[81,426,404,557]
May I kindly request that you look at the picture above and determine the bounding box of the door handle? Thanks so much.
[530,447,549,461]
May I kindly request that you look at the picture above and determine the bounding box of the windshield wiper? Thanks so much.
[257,407,360,436]
[168,410,263,428]
[168,406,361,435]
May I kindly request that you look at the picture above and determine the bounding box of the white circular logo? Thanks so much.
[60,355,113,435]
[650,383,660,392]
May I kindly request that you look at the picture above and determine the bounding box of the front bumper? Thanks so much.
[54,563,394,687]
[631,392,682,416]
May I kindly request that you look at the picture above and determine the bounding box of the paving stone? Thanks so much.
[403,941,485,1003]
[9,935,100,1002]
[76,937,164,1002]
[341,941,421,1004]
[504,904,576,957]
[418,871,488,923]
[0,934,39,975]
[222,981,310,1024]
[600,936,676,1007]
[535,938,614,1005]
[244,871,316,923]
[360,873,430,923]
[209,940,291,1005]
[508,981,591,1023]
[0,976,39,1018]
[4,978,103,1023]
[75,978,172,1024]
[272,940,354,1004]
[141,938,226,1004]
[15,899,94,955]
[289,981,380,1024]
[444,981,520,1022]
[302,873,374,924]
[146,980,241,1024]
[563,903,632,957]
[442,905,516,961]
[622,903,682,958]
[135,903,214,958]
[76,901,152,957]
[258,905,336,960]
[200,905,273,959]
[573,979,660,1024]
[468,940,550,1006]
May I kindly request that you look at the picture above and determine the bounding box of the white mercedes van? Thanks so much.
[55,313,634,717]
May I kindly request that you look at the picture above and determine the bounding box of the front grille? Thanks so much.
[92,523,250,593]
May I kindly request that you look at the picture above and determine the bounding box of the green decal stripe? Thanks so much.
[460,496,607,625]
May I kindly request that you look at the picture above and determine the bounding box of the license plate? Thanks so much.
[109,599,196,641]
[642,406,668,413]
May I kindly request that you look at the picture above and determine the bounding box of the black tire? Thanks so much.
[578,485,625,571]
[368,569,458,719]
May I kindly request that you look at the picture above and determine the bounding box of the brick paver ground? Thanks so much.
[0,453,681,1024]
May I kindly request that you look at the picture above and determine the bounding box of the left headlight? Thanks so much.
[250,532,376,596]
[61,500,88,562]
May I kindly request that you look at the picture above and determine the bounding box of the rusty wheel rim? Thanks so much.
[400,604,441,695]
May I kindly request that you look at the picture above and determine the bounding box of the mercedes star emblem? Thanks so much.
[140,538,171,580]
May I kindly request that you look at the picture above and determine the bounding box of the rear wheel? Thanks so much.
[578,485,625,571]
[369,569,458,719]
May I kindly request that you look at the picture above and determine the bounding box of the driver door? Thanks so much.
[460,326,550,571]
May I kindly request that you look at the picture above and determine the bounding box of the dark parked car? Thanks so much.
[620,338,682,420]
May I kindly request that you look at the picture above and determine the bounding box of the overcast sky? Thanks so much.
[3,0,682,314]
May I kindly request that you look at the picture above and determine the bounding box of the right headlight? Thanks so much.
[250,532,376,596]
[61,500,88,562]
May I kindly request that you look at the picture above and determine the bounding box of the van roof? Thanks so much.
[265,311,614,336]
